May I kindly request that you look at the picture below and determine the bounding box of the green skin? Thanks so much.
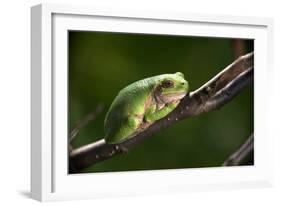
[104,72,189,144]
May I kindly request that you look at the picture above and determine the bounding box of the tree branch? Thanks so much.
[223,133,254,166]
[203,68,253,113]
[69,52,254,173]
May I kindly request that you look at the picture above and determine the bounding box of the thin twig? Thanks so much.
[223,133,254,166]
[69,52,254,173]
[69,103,104,143]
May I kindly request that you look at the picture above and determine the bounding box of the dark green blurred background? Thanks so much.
[68,31,254,173]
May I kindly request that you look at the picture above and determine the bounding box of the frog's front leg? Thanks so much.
[126,114,140,129]
[144,101,179,123]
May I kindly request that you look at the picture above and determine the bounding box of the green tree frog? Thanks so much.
[104,72,189,144]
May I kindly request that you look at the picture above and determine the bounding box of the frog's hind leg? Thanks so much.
[105,114,142,145]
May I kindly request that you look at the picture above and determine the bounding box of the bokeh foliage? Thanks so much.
[69,31,254,173]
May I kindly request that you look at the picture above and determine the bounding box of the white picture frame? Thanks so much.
[31,3,274,202]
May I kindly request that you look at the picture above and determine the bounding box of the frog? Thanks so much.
[104,72,189,145]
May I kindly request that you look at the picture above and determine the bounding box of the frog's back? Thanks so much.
[104,78,154,143]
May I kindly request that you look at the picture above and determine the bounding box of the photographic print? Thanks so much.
[68,31,254,174]
[31,5,274,200]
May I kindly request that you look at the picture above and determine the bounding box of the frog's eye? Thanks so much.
[161,80,174,88]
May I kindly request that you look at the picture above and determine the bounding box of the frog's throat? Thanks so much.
[161,92,187,103]
[154,88,187,104]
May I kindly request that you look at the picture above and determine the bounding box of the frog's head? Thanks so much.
[155,72,189,104]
